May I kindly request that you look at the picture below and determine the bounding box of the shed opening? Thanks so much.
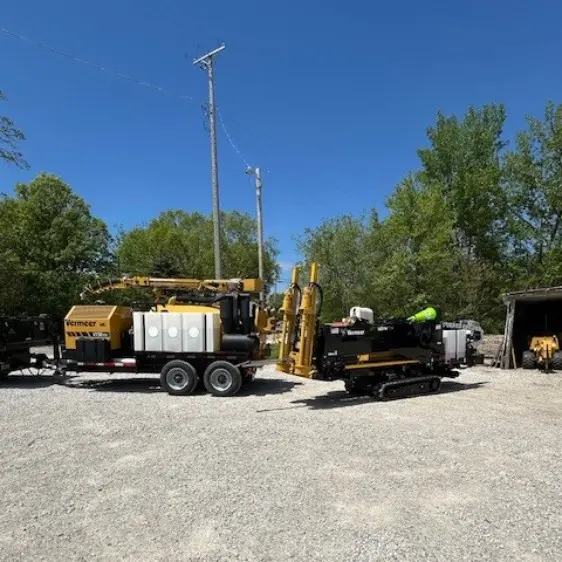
[512,299,562,365]
[501,287,562,368]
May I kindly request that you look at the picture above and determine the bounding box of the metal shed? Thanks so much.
[497,286,562,369]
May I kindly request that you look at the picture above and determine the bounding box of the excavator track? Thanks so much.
[373,375,441,400]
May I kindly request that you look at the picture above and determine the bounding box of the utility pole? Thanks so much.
[246,166,265,305]
[193,45,225,278]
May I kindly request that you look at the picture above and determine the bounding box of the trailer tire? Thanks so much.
[203,361,243,397]
[160,360,198,396]
[521,351,536,370]
[552,351,562,371]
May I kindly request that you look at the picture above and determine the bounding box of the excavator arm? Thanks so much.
[80,276,264,300]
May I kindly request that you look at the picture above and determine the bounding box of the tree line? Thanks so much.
[2,88,561,332]
[0,173,281,321]
[297,101,562,332]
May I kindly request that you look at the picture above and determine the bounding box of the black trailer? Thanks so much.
[54,349,274,397]
[0,315,59,377]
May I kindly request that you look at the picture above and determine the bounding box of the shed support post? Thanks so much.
[502,301,515,369]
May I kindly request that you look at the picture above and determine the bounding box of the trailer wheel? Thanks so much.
[521,351,536,370]
[160,360,198,396]
[203,361,243,397]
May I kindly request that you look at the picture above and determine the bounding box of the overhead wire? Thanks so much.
[0,27,193,100]
[216,106,251,169]
[1,25,257,168]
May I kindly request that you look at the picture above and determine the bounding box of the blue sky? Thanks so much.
[1,0,560,283]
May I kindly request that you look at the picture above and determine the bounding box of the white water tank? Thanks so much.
[143,312,164,352]
[205,313,221,352]
[349,306,374,324]
[133,311,145,351]
[163,313,184,353]
[133,311,221,353]
[442,329,467,363]
[180,313,206,353]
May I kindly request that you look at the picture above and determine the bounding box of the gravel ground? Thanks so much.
[1,364,561,562]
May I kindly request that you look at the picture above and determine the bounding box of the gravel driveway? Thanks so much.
[1,365,561,561]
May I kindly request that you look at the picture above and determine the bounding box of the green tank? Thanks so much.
[408,306,440,323]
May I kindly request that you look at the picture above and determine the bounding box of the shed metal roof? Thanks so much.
[502,286,562,303]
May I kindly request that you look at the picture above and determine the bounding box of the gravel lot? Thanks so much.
[1,364,561,562]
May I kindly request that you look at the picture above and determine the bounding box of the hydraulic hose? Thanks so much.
[310,282,324,318]
[291,283,303,349]
[172,293,229,305]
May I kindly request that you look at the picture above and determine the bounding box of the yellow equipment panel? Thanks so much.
[242,279,264,293]
[64,305,132,351]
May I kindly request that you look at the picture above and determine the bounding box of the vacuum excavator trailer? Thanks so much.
[55,278,271,397]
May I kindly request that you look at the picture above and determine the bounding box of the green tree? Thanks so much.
[295,104,515,331]
[414,104,512,330]
[116,210,280,291]
[150,254,183,277]
[296,214,373,321]
[267,292,285,310]
[0,91,28,169]
[368,177,459,319]
[503,101,562,287]
[418,104,508,262]
[0,173,111,318]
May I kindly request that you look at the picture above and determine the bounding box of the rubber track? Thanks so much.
[374,375,441,400]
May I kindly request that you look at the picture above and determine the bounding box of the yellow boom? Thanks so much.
[80,276,264,299]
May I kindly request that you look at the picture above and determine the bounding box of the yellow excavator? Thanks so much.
[522,335,562,371]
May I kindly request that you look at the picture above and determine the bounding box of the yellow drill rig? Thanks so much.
[275,263,480,399]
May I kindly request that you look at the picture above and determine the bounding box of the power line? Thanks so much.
[217,106,250,169]
[0,26,193,100]
[1,26,256,168]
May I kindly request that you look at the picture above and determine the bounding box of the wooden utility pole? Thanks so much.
[246,166,265,304]
[193,45,225,278]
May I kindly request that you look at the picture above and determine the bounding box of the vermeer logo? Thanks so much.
[66,320,97,327]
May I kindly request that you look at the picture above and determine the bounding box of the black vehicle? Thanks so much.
[0,315,58,377]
